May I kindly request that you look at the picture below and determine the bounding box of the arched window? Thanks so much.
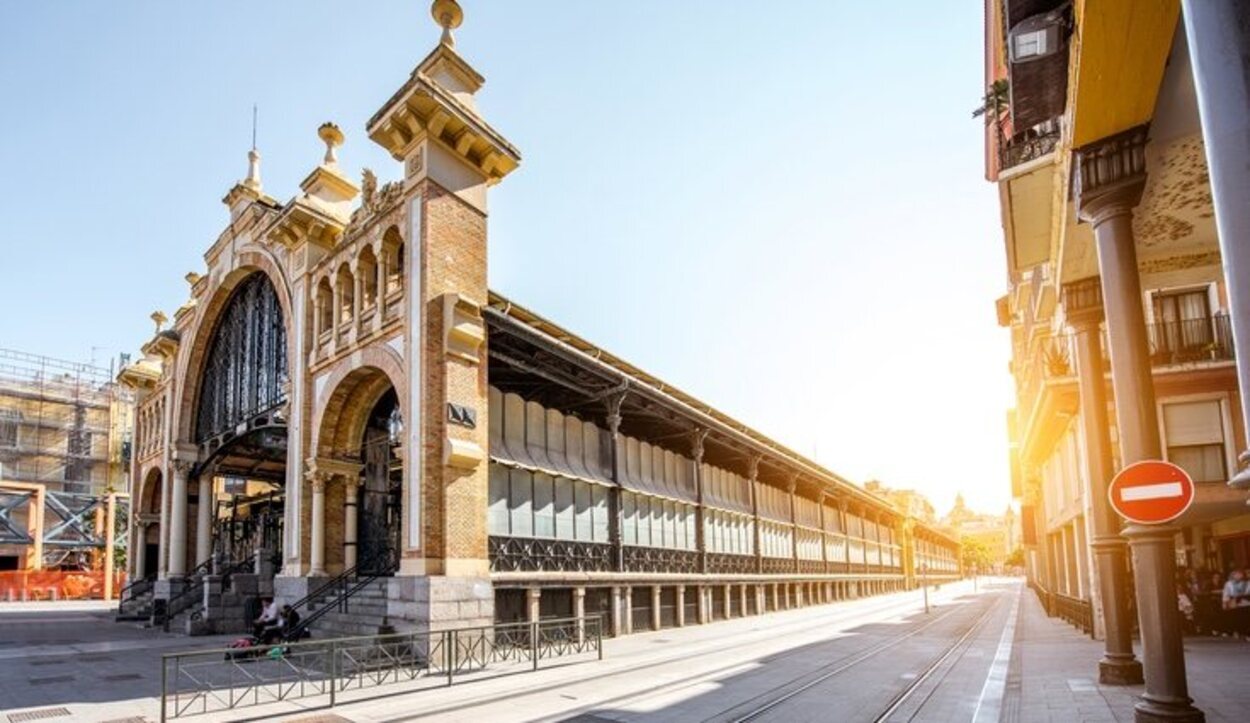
[194,272,288,443]
[358,246,378,311]
[316,278,333,338]
[383,226,403,295]
[337,264,354,325]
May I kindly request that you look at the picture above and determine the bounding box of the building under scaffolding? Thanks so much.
[0,348,133,575]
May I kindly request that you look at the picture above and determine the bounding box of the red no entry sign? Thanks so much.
[1108,460,1195,525]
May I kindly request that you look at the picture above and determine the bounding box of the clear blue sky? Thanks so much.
[0,1,1011,516]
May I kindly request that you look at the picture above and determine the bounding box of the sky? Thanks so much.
[0,1,1012,517]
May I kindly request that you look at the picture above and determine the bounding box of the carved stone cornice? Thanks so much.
[1075,125,1149,226]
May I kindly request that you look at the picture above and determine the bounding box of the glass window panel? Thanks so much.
[509,470,533,538]
[533,473,555,538]
[555,477,575,540]
[1169,444,1227,483]
[622,492,637,546]
[593,485,609,543]
[637,496,651,547]
[575,481,593,541]
[488,464,510,535]
[685,505,696,550]
[655,495,665,545]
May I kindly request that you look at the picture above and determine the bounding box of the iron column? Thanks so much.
[1077,127,1204,723]
[1181,0,1250,490]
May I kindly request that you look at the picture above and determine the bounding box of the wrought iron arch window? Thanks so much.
[195,272,289,443]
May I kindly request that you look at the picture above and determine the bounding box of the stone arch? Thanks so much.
[174,248,295,447]
[310,345,407,459]
[139,465,163,516]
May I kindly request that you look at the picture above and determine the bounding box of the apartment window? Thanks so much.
[1163,400,1228,483]
[1152,288,1213,360]
[0,409,18,449]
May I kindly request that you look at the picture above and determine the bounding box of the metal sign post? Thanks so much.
[921,564,929,614]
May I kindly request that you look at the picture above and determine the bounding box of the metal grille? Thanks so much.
[621,545,699,574]
[706,552,756,575]
[7,709,72,723]
[194,273,288,443]
[488,536,613,573]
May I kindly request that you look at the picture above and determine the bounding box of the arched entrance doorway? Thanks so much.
[138,468,162,579]
[190,271,290,572]
[314,365,404,578]
[358,389,402,575]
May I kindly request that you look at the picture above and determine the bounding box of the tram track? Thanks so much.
[714,588,1005,723]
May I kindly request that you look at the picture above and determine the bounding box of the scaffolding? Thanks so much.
[0,348,134,577]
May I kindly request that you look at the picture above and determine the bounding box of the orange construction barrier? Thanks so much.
[0,570,127,601]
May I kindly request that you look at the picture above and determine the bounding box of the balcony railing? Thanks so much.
[1000,126,1061,171]
[1148,315,1235,366]
[1017,315,1235,436]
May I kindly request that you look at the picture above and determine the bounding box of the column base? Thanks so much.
[1134,697,1205,723]
[1099,656,1144,686]
[385,574,495,633]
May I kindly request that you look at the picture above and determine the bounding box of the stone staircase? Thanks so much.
[115,587,155,622]
[304,579,393,639]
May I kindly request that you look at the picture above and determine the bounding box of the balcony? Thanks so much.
[1015,315,1236,461]
[1000,125,1061,171]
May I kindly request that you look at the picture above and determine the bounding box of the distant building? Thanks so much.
[864,480,937,524]
[0,348,134,570]
[942,495,1017,572]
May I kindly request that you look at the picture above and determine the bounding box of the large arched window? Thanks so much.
[195,272,288,442]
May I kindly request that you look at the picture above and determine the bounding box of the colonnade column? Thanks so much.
[1182,0,1250,490]
[651,586,662,631]
[344,478,359,570]
[574,587,586,644]
[1067,278,1143,686]
[692,430,709,574]
[168,458,191,577]
[623,587,633,634]
[527,587,541,624]
[373,249,387,333]
[606,393,626,572]
[1077,126,1203,723]
[611,586,623,637]
[308,471,329,577]
[195,474,212,567]
[676,586,686,627]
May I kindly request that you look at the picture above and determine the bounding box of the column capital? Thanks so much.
[1075,125,1149,226]
[747,454,762,482]
[690,428,710,462]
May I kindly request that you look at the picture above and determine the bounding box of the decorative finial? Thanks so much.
[318,122,344,166]
[243,147,262,190]
[185,271,202,287]
[150,311,168,333]
[431,0,463,47]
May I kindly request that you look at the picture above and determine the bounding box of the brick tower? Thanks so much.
[366,0,521,630]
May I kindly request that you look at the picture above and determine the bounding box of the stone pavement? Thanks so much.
[0,602,239,714]
[1007,583,1250,723]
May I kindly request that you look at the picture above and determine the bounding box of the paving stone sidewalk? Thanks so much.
[1008,584,1249,723]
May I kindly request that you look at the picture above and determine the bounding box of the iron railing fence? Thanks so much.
[160,614,604,721]
[1052,592,1095,638]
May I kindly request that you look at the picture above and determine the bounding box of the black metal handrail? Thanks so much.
[162,557,252,631]
[286,550,399,637]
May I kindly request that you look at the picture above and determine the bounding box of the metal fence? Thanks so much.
[160,615,604,720]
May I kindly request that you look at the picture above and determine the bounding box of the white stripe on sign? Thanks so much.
[1121,482,1184,502]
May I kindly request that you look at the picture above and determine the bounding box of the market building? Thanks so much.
[116,1,961,638]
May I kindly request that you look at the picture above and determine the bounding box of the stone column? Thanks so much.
[1183,0,1250,490]
[308,471,329,577]
[697,585,708,624]
[351,266,363,337]
[330,275,342,348]
[739,584,747,616]
[651,586,662,631]
[344,478,359,570]
[676,585,685,627]
[1068,278,1143,685]
[373,247,387,333]
[623,587,633,634]
[168,458,192,576]
[574,587,586,644]
[611,586,623,637]
[195,475,212,567]
[527,587,541,623]
[722,584,731,618]
[1077,128,1204,723]
[133,521,147,580]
